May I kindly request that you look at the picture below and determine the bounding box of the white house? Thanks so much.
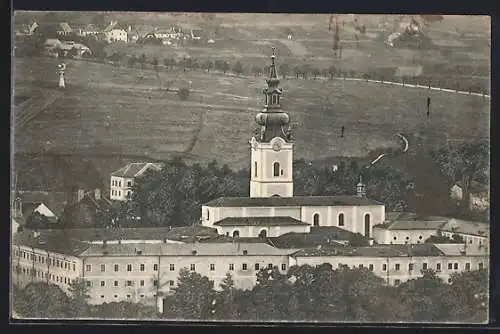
[57,22,73,36]
[439,219,489,248]
[450,181,489,212]
[104,21,128,43]
[110,163,164,201]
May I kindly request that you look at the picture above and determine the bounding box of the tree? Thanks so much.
[163,268,216,320]
[128,55,137,68]
[212,272,239,320]
[14,282,73,318]
[92,302,158,319]
[431,140,489,208]
[327,65,337,79]
[251,65,262,77]
[177,87,190,101]
[202,59,213,73]
[138,53,147,69]
[232,61,244,75]
[68,278,91,317]
[425,232,465,244]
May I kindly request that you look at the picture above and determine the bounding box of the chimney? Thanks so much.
[356,176,366,197]
[76,189,85,203]
[94,189,101,200]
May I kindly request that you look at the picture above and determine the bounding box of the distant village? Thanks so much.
[14,19,206,58]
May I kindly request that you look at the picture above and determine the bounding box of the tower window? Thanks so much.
[254,161,258,177]
[338,213,345,226]
[313,213,320,226]
[273,162,280,177]
[272,95,277,104]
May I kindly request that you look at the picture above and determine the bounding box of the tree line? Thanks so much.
[22,139,488,230]
[12,265,488,323]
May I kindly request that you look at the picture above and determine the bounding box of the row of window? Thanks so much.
[99,293,150,299]
[379,261,482,272]
[86,262,287,273]
[14,250,76,272]
[111,180,132,187]
[88,279,175,288]
[111,189,131,197]
[17,266,74,285]
[252,162,285,178]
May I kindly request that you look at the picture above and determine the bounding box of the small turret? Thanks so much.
[356,176,366,197]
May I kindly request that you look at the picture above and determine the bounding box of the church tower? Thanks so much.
[249,49,294,198]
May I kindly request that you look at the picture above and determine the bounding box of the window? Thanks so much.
[86,264,92,272]
[437,263,442,271]
[364,214,371,238]
[282,263,287,271]
[479,263,484,270]
[72,264,75,271]
[114,280,119,287]
[229,264,234,271]
[170,264,175,271]
[338,213,345,226]
[232,230,240,238]
[242,263,248,270]
[409,263,414,271]
[273,162,280,177]
[127,295,131,298]
[127,181,132,187]
[382,264,387,271]
[100,281,105,287]
[56,260,60,267]
[127,264,132,272]
[140,280,145,286]
[448,263,453,270]
[313,213,320,226]
[190,264,195,271]
[100,295,104,299]
[254,162,258,177]
[419,236,423,240]
[423,263,428,270]
[465,263,471,271]
[140,264,145,271]
[114,264,119,272]
[154,264,158,271]
[114,295,118,298]
[64,277,67,284]
[127,280,133,287]
[369,264,374,271]
[101,264,106,272]
[393,236,397,240]
[268,263,273,269]
[153,280,158,286]
[395,263,400,271]
[86,281,92,287]
[64,263,67,269]
[394,279,401,286]
[272,95,277,104]
[255,263,260,270]
[210,264,215,271]
[207,209,210,220]
[454,263,458,270]
[359,264,364,269]
[258,229,267,238]
[169,280,174,286]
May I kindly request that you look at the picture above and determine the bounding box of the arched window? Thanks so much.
[313,213,320,226]
[272,95,277,104]
[364,214,371,238]
[258,229,267,238]
[207,209,210,220]
[338,213,345,226]
[273,162,280,177]
[254,161,258,177]
[232,230,240,238]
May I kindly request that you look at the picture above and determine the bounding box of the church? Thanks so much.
[201,51,386,239]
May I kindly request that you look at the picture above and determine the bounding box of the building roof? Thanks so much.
[454,181,489,193]
[373,220,447,231]
[13,230,91,256]
[439,219,489,238]
[433,243,489,256]
[204,196,383,208]
[15,191,68,217]
[79,242,294,257]
[111,162,163,178]
[291,243,446,258]
[58,22,73,33]
[213,216,310,227]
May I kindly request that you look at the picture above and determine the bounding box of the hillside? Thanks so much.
[14,56,489,181]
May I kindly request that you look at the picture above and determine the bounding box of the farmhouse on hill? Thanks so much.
[104,21,129,43]
[56,22,73,36]
[110,162,164,201]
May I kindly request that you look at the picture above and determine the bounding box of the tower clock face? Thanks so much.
[272,141,282,152]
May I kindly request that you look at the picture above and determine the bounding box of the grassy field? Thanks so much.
[14,56,490,178]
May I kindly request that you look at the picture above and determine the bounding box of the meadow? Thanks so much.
[14,55,489,177]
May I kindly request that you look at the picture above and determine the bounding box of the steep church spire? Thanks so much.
[255,48,292,143]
